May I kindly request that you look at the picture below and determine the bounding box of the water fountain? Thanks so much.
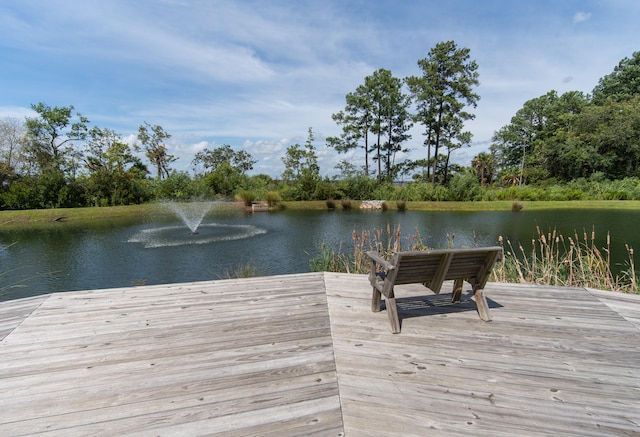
[127,200,267,248]
[162,200,215,234]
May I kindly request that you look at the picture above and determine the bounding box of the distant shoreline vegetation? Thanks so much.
[2,199,640,228]
[2,173,640,213]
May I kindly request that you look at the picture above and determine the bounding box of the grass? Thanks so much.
[282,200,640,211]
[310,224,639,294]
[493,227,637,293]
[0,202,244,230]
[220,262,261,279]
[310,224,428,274]
[3,199,639,227]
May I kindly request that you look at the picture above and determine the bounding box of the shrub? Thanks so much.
[264,191,281,207]
[326,199,336,209]
[236,189,257,206]
[221,262,260,278]
[341,199,353,210]
[396,200,407,211]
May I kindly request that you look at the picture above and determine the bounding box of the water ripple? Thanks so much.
[128,223,267,248]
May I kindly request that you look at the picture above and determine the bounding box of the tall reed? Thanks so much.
[311,224,638,294]
[492,226,637,293]
[309,224,427,274]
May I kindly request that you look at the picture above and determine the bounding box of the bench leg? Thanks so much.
[451,279,464,303]
[386,297,401,334]
[371,287,382,312]
[474,288,493,322]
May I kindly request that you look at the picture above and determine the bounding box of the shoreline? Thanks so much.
[1,199,639,229]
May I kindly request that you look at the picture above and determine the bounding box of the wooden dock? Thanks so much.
[1,273,639,436]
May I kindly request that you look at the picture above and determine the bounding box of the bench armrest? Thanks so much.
[365,251,395,272]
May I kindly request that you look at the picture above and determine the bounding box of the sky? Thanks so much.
[1,0,638,178]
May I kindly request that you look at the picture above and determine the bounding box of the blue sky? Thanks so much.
[1,1,638,178]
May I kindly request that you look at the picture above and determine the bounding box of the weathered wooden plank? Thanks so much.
[0,294,49,341]
[2,273,639,436]
[0,273,344,436]
[323,272,640,437]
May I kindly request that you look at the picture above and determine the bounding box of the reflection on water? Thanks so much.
[1,208,638,300]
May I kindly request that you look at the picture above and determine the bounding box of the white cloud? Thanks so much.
[573,11,592,23]
[2,1,639,177]
[0,106,35,119]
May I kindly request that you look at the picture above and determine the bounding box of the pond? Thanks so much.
[1,206,639,301]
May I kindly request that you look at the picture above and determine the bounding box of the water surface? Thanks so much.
[1,207,638,301]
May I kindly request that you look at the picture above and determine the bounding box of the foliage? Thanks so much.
[406,40,480,184]
[236,189,257,206]
[2,49,640,211]
[281,128,321,200]
[309,224,428,274]
[327,84,374,177]
[313,177,343,200]
[592,51,640,104]
[149,171,205,200]
[221,262,260,279]
[137,122,176,180]
[83,127,146,206]
[312,225,638,293]
[341,199,353,210]
[24,103,89,179]
[193,144,255,174]
[493,228,638,293]
[263,191,282,207]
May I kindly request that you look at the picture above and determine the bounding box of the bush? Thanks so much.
[447,173,482,201]
[264,191,281,207]
[236,189,257,206]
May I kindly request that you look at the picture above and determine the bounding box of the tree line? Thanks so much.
[1,43,639,210]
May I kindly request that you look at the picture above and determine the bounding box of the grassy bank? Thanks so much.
[0,204,164,229]
[0,202,249,230]
[282,200,640,211]
[2,200,639,228]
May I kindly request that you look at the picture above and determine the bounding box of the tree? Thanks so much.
[364,68,412,183]
[137,122,176,179]
[441,123,471,184]
[491,90,591,183]
[471,151,496,185]
[0,117,27,186]
[592,51,640,104]
[327,82,374,177]
[406,41,480,184]
[24,102,89,177]
[564,96,640,179]
[192,144,255,175]
[281,128,320,200]
[192,145,256,196]
[84,127,143,205]
[329,69,412,183]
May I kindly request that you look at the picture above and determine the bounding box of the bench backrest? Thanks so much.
[389,247,502,292]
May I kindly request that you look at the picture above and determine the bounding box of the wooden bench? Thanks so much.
[366,247,502,333]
